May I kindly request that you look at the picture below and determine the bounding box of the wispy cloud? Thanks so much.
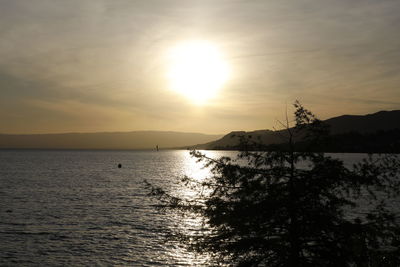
[0,0,399,133]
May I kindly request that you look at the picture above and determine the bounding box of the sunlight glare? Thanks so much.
[167,41,229,104]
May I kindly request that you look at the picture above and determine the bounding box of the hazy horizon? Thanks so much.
[0,130,225,136]
[0,131,223,150]
[1,107,399,136]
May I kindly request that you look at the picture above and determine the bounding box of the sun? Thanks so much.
[166,41,229,104]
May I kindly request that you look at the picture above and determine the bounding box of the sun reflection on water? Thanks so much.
[162,150,236,266]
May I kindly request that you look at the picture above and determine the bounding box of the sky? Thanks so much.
[1,0,399,134]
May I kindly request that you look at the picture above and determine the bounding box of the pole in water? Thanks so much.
[156,145,159,151]
[118,163,122,168]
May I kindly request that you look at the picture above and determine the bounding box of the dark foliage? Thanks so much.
[147,101,400,266]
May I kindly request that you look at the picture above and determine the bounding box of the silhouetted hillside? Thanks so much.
[325,110,400,134]
[193,130,284,150]
[0,131,222,150]
[192,110,400,152]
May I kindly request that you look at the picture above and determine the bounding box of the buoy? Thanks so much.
[118,163,122,168]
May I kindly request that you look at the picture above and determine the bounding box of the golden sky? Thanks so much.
[1,0,399,134]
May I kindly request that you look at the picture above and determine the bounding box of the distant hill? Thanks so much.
[325,110,400,134]
[0,131,222,150]
[2,110,399,151]
[192,130,284,150]
[192,110,400,151]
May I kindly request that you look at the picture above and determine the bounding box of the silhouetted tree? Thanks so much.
[147,101,400,266]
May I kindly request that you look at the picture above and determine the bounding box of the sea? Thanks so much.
[0,150,396,266]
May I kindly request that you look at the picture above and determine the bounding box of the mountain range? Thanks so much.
[0,131,222,150]
[0,110,399,151]
[191,110,400,152]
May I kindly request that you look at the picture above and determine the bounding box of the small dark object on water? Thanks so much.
[6,209,12,213]
[118,163,122,168]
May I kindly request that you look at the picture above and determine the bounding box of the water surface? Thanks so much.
[0,150,237,266]
[0,150,395,266]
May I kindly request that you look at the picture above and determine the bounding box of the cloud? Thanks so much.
[0,0,399,133]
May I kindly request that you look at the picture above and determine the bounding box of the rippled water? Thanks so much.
[0,149,237,266]
[0,150,396,266]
